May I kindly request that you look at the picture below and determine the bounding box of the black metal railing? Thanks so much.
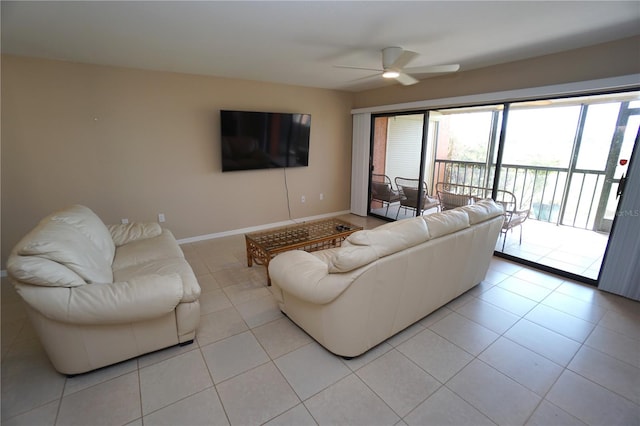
[432,159,608,230]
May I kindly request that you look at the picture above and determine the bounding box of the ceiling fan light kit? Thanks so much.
[335,46,461,86]
[382,69,400,78]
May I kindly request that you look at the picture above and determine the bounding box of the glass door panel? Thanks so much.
[370,114,425,220]
[432,106,502,196]
[496,92,640,282]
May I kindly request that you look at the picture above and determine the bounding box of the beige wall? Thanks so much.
[354,36,640,108]
[1,56,354,267]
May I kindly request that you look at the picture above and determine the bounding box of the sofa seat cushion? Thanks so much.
[112,230,184,271]
[113,257,201,303]
[15,220,113,284]
[422,209,470,238]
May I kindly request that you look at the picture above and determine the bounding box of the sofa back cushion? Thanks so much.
[422,209,470,238]
[50,205,116,264]
[459,199,504,224]
[11,211,114,285]
[347,217,430,257]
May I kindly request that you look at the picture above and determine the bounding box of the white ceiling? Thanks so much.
[2,1,639,92]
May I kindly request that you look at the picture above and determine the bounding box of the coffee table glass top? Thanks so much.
[246,218,362,251]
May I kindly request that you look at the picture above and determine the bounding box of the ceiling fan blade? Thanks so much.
[334,65,382,72]
[395,72,419,86]
[406,64,461,74]
[388,50,418,69]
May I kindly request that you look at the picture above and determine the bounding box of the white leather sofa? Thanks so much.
[7,205,201,375]
[268,199,504,358]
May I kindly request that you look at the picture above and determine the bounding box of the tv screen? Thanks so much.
[220,110,311,172]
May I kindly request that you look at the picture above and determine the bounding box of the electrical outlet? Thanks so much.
[320,193,324,200]
[301,195,306,203]
[121,218,129,224]
[158,213,166,223]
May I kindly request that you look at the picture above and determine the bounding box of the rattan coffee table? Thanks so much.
[245,218,362,285]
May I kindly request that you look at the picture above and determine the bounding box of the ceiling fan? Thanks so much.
[335,46,460,86]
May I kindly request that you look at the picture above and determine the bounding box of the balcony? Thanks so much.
[370,159,612,281]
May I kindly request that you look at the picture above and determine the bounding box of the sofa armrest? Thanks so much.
[15,274,184,325]
[108,223,162,246]
[268,251,353,304]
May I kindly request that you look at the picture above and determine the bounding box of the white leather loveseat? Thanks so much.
[7,205,201,375]
[268,199,503,358]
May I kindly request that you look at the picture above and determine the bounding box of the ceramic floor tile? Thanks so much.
[546,370,640,426]
[56,372,140,426]
[479,337,563,396]
[304,374,400,426]
[447,359,541,426]
[357,349,440,417]
[512,268,564,290]
[488,259,523,275]
[216,362,299,426]
[504,319,582,366]
[341,342,393,372]
[274,343,351,400]
[196,306,249,346]
[417,306,453,328]
[385,322,426,347]
[404,386,495,426]
[263,403,317,426]
[477,286,538,316]
[1,400,59,426]
[524,304,596,343]
[429,312,499,355]
[540,291,607,323]
[235,295,283,328]
[555,281,603,305]
[212,265,264,288]
[397,329,473,383]
[64,358,138,396]
[139,350,213,415]
[497,276,553,302]
[199,289,233,315]
[201,331,269,384]
[196,273,222,292]
[251,317,312,359]
[1,354,66,421]
[525,400,587,426]
[137,339,199,369]
[483,268,510,285]
[143,387,229,426]
[222,281,272,306]
[454,298,520,334]
[598,309,640,341]
[445,291,476,310]
[584,325,640,368]
[568,345,640,405]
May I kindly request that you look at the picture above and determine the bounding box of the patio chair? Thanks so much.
[370,174,401,215]
[394,177,439,219]
[435,182,475,210]
[494,189,530,250]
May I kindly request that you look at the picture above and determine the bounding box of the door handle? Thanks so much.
[617,174,627,199]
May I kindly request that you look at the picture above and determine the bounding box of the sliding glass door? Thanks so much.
[496,93,640,281]
[368,90,640,284]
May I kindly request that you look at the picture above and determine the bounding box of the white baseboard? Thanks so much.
[176,210,352,245]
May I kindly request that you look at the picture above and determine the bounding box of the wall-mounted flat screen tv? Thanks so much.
[220,110,311,172]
